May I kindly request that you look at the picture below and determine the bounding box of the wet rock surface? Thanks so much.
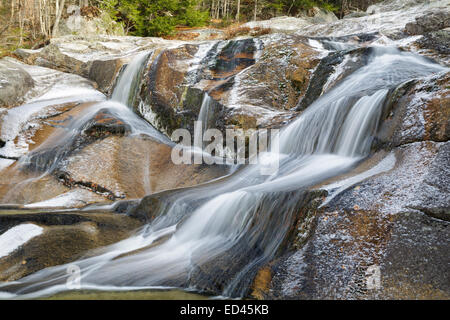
[1,97,227,206]
[405,10,450,35]
[0,59,34,108]
[137,36,324,138]
[0,0,449,299]
[412,28,450,66]
[59,135,228,200]
[137,43,201,136]
[250,49,450,299]
[89,58,127,95]
[13,36,181,95]
[0,211,142,281]
[376,71,450,148]
[242,8,337,33]
[263,141,449,299]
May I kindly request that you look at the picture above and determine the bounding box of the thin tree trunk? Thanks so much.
[46,0,51,37]
[236,0,240,22]
[253,0,258,21]
[18,0,24,45]
[52,0,65,37]
[287,0,295,15]
[11,0,16,23]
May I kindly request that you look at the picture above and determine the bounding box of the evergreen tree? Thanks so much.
[101,0,209,37]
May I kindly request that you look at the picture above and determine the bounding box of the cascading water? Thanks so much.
[197,94,213,133]
[0,45,446,299]
[111,51,151,106]
[0,50,169,203]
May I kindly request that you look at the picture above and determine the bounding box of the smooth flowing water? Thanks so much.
[0,50,169,204]
[111,51,151,106]
[0,44,446,299]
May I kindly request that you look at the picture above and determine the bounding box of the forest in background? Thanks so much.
[0,0,381,55]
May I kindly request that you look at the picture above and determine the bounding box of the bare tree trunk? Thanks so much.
[236,0,240,22]
[18,0,24,45]
[11,0,16,23]
[52,0,65,37]
[46,0,51,37]
[39,0,51,39]
[30,0,37,39]
[287,0,295,15]
[253,0,258,21]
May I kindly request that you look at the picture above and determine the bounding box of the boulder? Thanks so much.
[242,8,337,33]
[296,46,372,111]
[81,108,132,138]
[405,10,450,35]
[138,44,199,136]
[89,58,127,94]
[375,71,450,149]
[299,0,449,38]
[14,36,178,95]
[304,7,339,24]
[255,66,450,299]
[262,140,450,299]
[137,39,259,136]
[0,59,34,108]
[415,28,450,55]
[412,28,450,66]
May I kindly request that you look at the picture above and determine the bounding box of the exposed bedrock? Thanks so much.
[135,35,359,138]
[405,10,450,35]
[0,211,142,282]
[13,36,182,95]
[262,141,449,300]
[251,69,450,300]
[0,101,228,206]
[0,0,448,298]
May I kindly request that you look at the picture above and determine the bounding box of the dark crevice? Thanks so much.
[408,207,450,223]
[55,170,124,201]
[0,154,19,160]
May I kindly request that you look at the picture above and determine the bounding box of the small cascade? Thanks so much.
[197,93,213,134]
[0,51,169,203]
[0,44,446,299]
[111,51,151,107]
[198,94,212,130]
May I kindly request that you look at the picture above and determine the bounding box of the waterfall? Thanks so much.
[194,93,214,151]
[111,51,150,106]
[197,93,213,133]
[0,46,446,299]
[2,50,169,203]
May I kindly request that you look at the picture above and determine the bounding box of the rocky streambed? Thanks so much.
[0,0,449,300]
